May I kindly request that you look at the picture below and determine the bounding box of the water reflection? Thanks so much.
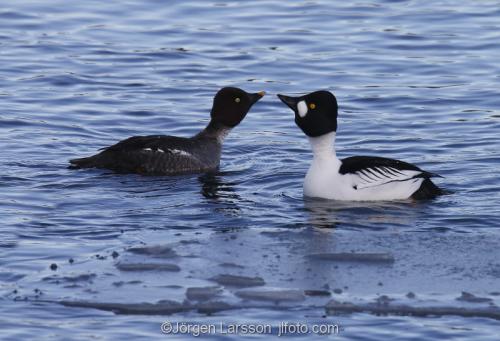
[303,197,340,229]
[198,172,244,218]
[198,172,239,200]
[303,197,422,230]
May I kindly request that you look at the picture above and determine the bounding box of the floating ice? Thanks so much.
[456,291,493,303]
[235,289,305,303]
[307,252,395,263]
[127,245,177,258]
[60,299,187,315]
[209,274,265,287]
[115,262,180,272]
[325,298,500,320]
[186,286,222,301]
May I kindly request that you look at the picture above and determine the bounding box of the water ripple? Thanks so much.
[1,0,500,339]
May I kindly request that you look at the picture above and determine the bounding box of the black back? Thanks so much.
[339,155,436,178]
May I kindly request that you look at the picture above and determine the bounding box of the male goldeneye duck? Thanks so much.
[69,87,265,175]
[277,90,443,201]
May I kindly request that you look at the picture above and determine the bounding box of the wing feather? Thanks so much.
[339,156,438,191]
[92,135,207,174]
[353,167,422,190]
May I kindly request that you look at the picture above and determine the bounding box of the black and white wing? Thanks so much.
[339,156,439,190]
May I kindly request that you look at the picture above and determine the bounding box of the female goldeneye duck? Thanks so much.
[69,87,265,175]
[277,91,443,201]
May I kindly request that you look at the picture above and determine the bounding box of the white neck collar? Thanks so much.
[307,132,337,160]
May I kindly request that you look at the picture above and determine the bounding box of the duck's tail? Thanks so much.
[68,156,97,169]
[411,178,444,200]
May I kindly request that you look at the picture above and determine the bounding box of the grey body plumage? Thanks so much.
[69,87,264,175]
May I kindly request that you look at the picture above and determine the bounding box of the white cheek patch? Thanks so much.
[297,100,308,118]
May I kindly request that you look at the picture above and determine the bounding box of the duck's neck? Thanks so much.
[196,121,232,143]
[307,132,338,162]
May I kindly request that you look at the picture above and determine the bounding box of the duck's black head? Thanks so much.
[210,87,265,128]
[277,90,338,137]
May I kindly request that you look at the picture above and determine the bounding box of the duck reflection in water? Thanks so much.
[198,172,243,216]
[303,197,422,230]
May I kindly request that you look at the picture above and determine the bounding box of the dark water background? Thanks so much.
[1,1,500,340]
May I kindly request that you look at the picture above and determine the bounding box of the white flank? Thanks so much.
[297,100,308,118]
[303,132,423,201]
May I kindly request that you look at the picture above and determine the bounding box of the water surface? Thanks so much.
[1,0,500,339]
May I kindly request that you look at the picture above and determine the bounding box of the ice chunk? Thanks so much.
[304,290,331,297]
[456,292,493,303]
[236,289,305,302]
[307,252,395,263]
[42,273,96,284]
[186,286,222,301]
[116,262,180,272]
[60,299,187,315]
[126,245,177,258]
[197,301,233,314]
[325,299,500,320]
[218,262,245,269]
[209,274,265,287]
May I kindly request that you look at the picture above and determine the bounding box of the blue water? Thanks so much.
[1,0,500,339]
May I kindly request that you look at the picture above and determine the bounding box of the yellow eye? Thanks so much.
[309,103,316,109]
[235,98,241,103]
